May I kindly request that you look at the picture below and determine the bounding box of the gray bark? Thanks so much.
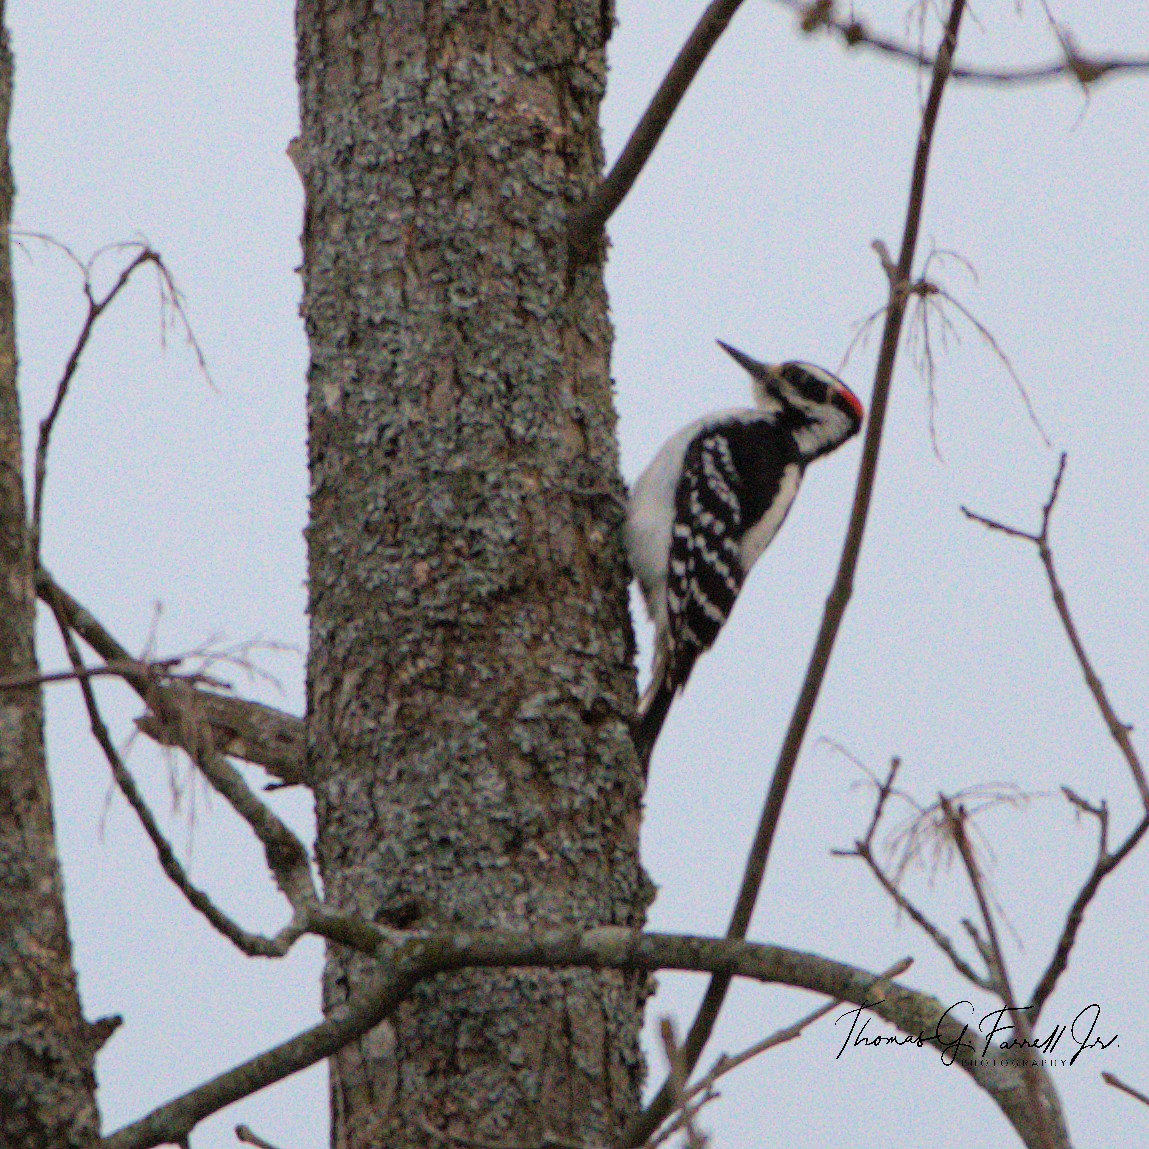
[295,1,648,1146]
[0,6,102,1144]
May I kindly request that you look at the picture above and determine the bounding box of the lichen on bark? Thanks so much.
[296,1,647,1144]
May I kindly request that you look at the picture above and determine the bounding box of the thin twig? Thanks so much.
[928,286,1050,446]
[940,799,1012,997]
[849,247,1049,455]
[1030,806,1149,1014]
[235,1126,285,1149]
[962,454,1149,809]
[38,570,319,942]
[658,1020,708,1149]
[31,246,158,561]
[942,797,1063,1149]
[41,585,303,958]
[568,0,747,267]
[27,239,209,566]
[0,657,192,692]
[853,777,1033,959]
[836,758,997,983]
[622,4,969,1143]
[780,0,1149,87]
[646,954,913,1148]
[36,569,305,783]
[843,837,991,989]
[1103,1072,1149,1111]
[961,459,1149,1022]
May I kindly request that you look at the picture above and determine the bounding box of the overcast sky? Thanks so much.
[8,2,1149,1146]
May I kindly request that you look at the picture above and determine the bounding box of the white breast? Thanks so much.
[739,463,802,572]
[625,409,750,633]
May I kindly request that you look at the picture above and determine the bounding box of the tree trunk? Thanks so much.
[296,2,647,1146]
[0,6,102,1144]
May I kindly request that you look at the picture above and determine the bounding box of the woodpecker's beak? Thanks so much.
[716,340,777,380]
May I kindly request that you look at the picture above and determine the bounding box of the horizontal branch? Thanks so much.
[782,0,1149,87]
[0,658,185,691]
[101,927,1044,1149]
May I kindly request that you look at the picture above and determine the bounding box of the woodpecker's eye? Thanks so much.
[780,363,834,403]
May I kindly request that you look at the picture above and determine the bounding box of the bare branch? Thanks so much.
[235,1126,285,1149]
[39,571,319,944]
[645,954,914,1149]
[941,797,1064,1149]
[962,460,1149,1018]
[41,585,304,958]
[658,1020,708,1149]
[0,657,189,692]
[186,739,319,918]
[928,285,1050,447]
[963,454,1149,809]
[624,4,970,1142]
[845,835,991,989]
[98,927,1048,1149]
[36,569,305,784]
[1030,806,1149,1015]
[135,691,305,785]
[567,0,1149,265]
[960,506,1039,543]
[32,246,156,561]
[28,241,210,566]
[568,0,748,267]
[941,799,1013,999]
[835,761,993,986]
[1103,1072,1149,1111]
[780,0,1149,87]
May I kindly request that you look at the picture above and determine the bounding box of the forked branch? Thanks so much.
[958,459,1149,1016]
[835,761,992,989]
[962,454,1149,810]
[103,927,1057,1149]
[784,0,1149,87]
[27,240,207,563]
[41,583,305,958]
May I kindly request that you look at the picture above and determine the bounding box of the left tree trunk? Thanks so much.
[0,5,102,1143]
[295,2,648,1146]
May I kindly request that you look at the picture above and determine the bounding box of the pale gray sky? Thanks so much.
[9,2,1149,1146]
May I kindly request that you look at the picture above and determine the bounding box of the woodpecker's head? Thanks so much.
[717,340,864,459]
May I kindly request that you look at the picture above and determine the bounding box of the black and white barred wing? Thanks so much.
[664,429,748,688]
[663,417,801,691]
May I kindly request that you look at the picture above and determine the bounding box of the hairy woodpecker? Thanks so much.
[626,340,864,765]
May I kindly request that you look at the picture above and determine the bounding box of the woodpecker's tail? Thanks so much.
[634,643,678,775]
[634,678,675,776]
